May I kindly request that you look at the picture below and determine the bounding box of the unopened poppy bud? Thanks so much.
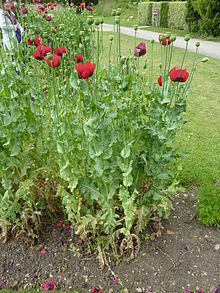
[196,41,200,47]
[87,16,94,25]
[116,8,121,16]
[115,16,119,24]
[100,17,104,24]
[184,35,190,42]
[95,18,100,26]
[109,35,113,41]
[165,32,171,39]
[171,35,176,42]
[79,30,84,36]
[79,43,83,49]
[150,39,154,44]
[120,56,126,64]
[47,53,53,60]
[134,24,138,31]
[201,57,209,63]
[111,9,116,16]
[85,36,90,42]
[160,35,165,42]
[159,63,162,68]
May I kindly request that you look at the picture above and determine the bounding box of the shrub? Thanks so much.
[185,0,201,33]
[138,1,153,26]
[168,1,187,30]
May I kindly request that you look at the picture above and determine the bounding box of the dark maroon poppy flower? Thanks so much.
[184,244,189,251]
[159,34,171,45]
[21,7,28,14]
[158,75,162,86]
[42,280,56,291]
[53,25,57,29]
[134,42,146,57]
[169,66,189,82]
[56,221,63,229]
[46,15,52,21]
[86,5,92,11]
[91,287,101,293]
[61,239,67,246]
[73,53,83,63]
[28,36,42,46]
[76,62,96,79]
[64,224,70,234]
[112,275,118,285]
[38,5,44,11]
[45,54,61,68]
[54,46,67,56]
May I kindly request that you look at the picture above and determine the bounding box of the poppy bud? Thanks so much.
[116,8,121,16]
[87,16,94,25]
[115,16,119,24]
[159,63,162,68]
[134,24,138,31]
[100,17,104,24]
[111,9,116,16]
[171,35,176,42]
[150,39,154,44]
[79,30,84,36]
[92,27,95,32]
[85,36,90,42]
[165,32,171,39]
[196,41,200,47]
[109,35,113,41]
[79,43,83,50]
[95,18,100,26]
[47,53,53,60]
[201,57,209,63]
[184,35,190,42]
[159,35,165,42]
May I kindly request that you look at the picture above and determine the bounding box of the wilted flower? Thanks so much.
[184,244,189,251]
[8,260,13,274]
[169,67,189,82]
[42,280,56,291]
[76,62,96,79]
[134,42,146,57]
[196,289,204,293]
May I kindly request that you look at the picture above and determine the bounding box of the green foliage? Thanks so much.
[197,181,220,227]
[151,2,169,27]
[185,0,200,33]
[138,2,153,26]
[168,1,187,30]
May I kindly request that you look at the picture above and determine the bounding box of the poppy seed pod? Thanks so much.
[85,36,90,42]
[116,8,121,16]
[111,9,116,16]
[87,16,94,25]
[79,43,84,50]
[100,18,104,24]
[79,30,84,36]
[196,41,200,47]
[184,35,190,42]
[115,17,119,24]
[47,53,53,60]
[95,18,100,26]
[159,35,165,42]
[134,25,138,31]
[165,32,171,39]
[92,27,95,32]
[109,35,113,41]
[170,35,176,42]
[150,39,154,44]
[201,57,209,63]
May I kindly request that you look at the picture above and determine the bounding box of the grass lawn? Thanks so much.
[102,31,220,195]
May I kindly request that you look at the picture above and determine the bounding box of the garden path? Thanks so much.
[103,24,220,60]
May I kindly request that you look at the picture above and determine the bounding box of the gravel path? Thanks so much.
[103,24,220,60]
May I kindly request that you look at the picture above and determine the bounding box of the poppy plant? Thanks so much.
[134,42,146,57]
[72,53,83,63]
[169,67,189,82]
[45,54,61,68]
[28,36,42,46]
[159,34,171,46]
[54,46,67,56]
[158,75,162,86]
[76,62,96,79]
[42,281,56,291]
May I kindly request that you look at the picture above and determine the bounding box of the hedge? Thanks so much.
[138,2,153,26]
[151,2,169,27]
[168,2,187,30]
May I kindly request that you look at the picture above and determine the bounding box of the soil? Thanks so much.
[0,188,220,293]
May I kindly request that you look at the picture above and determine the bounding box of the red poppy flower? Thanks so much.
[33,48,45,60]
[45,54,61,68]
[46,15,52,21]
[80,2,85,9]
[158,75,162,86]
[44,9,48,13]
[53,3,57,6]
[28,36,42,46]
[46,2,52,6]
[72,53,83,63]
[21,7,28,14]
[169,67,189,82]
[159,34,171,46]
[86,5,92,11]
[76,62,96,79]
[50,6,54,10]
[91,287,101,293]
[55,221,63,229]
[42,280,56,291]
[54,46,67,56]
[134,42,146,57]
[10,3,14,9]
[33,45,52,60]
[53,25,57,29]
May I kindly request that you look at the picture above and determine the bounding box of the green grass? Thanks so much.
[102,31,220,206]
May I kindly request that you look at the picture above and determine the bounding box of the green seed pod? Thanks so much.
[116,8,121,16]
[92,27,95,32]
[28,71,33,77]
[47,53,53,60]
[85,36,90,42]
[196,41,200,47]
[120,56,126,64]
[115,16,119,24]
[87,16,94,25]
[79,30,84,36]
[95,18,100,26]
[165,32,171,39]
[150,39,155,44]
[159,63,162,68]
[160,35,165,42]
[112,9,116,16]
[134,24,138,31]
[170,35,176,42]
[100,17,104,24]
[201,57,209,63]
[184,35,190,42]
[79,43,84,50]
[109,35,114,41]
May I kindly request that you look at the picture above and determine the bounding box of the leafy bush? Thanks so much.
[168,1,187,30]
[185,0,200,33]
[138,2,153,26]
[197,181,220,227]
